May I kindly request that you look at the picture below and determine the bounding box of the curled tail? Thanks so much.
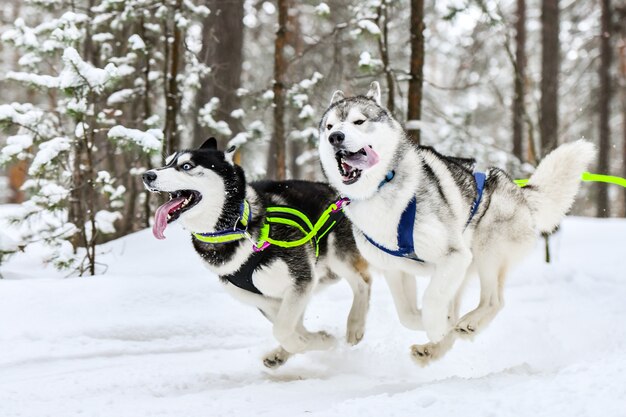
[523,139,596,233]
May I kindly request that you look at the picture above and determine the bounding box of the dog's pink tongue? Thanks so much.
[153,197,185,240]
[348,146,380,169]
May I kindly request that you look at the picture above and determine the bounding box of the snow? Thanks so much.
[358,20,381,36]
[298,72,323,90]
[183,0,210,18]
[5,71,60,88]
[107,88,136,105]
[315,3,331,16]
[28,136,71,174]
[17,52,42,67]
[230,108,245,119]
[291,93,309,109]
[0,229,20,252]
[262,89,274,100]
[6,48,117,92]
[299,104,316,119]
[108,125,163,152]
[0,103,44,127]
[128,34,146,51]
[59,47,117,91]
[358,51,382,69]
[1,216,625,416]
[66,96,87,114]
[198,98,232,136]
[227,132,249,148]
[92,32,114,43]
[0,134,33,161]
[34,183,70,205]
[94,210,121,234]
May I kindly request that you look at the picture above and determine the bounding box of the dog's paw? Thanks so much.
[455,313,481,340]
[410,332,457,366]
[346,320,365,345]
[410,343,438,367]
[262,346,291,369]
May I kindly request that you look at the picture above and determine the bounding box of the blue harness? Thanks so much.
[362,171,486,263]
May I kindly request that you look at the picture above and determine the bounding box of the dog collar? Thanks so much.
[378,170,395,189]
[192,200,252,244]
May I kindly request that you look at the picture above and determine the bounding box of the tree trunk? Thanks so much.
[376,1,395,114]
[597,0,612,218]
[407,0,424,145]
[267,0,288,181]
[540,0,559,158]
[194,0,244,149]
[540,0,560,262]
[287,8,304,180]
[141,16,153,229]
[163,0,183,157]
[512,0,526,162]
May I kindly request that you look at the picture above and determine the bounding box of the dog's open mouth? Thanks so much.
[335,146,380,185]
[153,190,202,240]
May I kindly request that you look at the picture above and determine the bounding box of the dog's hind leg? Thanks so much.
[332,255,372,345]
[455,259,507,338]
[385,270,423,330]
[410,269,469,365]
[422,246,472,343]
[272,269,337,354]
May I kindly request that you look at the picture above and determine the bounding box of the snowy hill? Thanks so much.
[1,216,625,417]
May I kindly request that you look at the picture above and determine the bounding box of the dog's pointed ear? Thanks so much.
[329,90,345,105]
[200,137,217,150]
[224,145,237,165]
[365,81,381,105]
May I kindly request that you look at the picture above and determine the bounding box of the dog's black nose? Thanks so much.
[329,131,345,146]
[142,171,157,184]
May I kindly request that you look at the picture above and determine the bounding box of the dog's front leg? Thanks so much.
[385,271,423,330]
[272,279,336,354]
[257,304,293,369]
[422,247,472,343]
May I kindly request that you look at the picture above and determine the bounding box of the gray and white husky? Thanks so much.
[142,138,371,368]
[318,82,595,365]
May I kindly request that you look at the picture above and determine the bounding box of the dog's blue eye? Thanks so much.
[353,120,365,125]
[181,163,193,171]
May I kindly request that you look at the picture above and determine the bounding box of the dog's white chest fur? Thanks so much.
[250,260,292,298]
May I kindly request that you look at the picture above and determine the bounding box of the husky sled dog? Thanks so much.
[142,138,371,368]
[318,81,596,365]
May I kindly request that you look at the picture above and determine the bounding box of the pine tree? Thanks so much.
[0,0,209,274]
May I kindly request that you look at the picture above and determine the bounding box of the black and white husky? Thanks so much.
[318,82,596,365]
[142,138,371,368]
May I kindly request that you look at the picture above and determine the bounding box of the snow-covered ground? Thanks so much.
[1,215,626,417]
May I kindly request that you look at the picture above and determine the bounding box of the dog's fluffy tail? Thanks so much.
[523,139,596,234]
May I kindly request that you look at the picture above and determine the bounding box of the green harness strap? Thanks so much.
[515,171,626,188]
[254,199,347,256]
[191,197,347,257]
[192,200,252,244]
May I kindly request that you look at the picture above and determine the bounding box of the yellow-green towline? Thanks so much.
[515,172,626,188]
